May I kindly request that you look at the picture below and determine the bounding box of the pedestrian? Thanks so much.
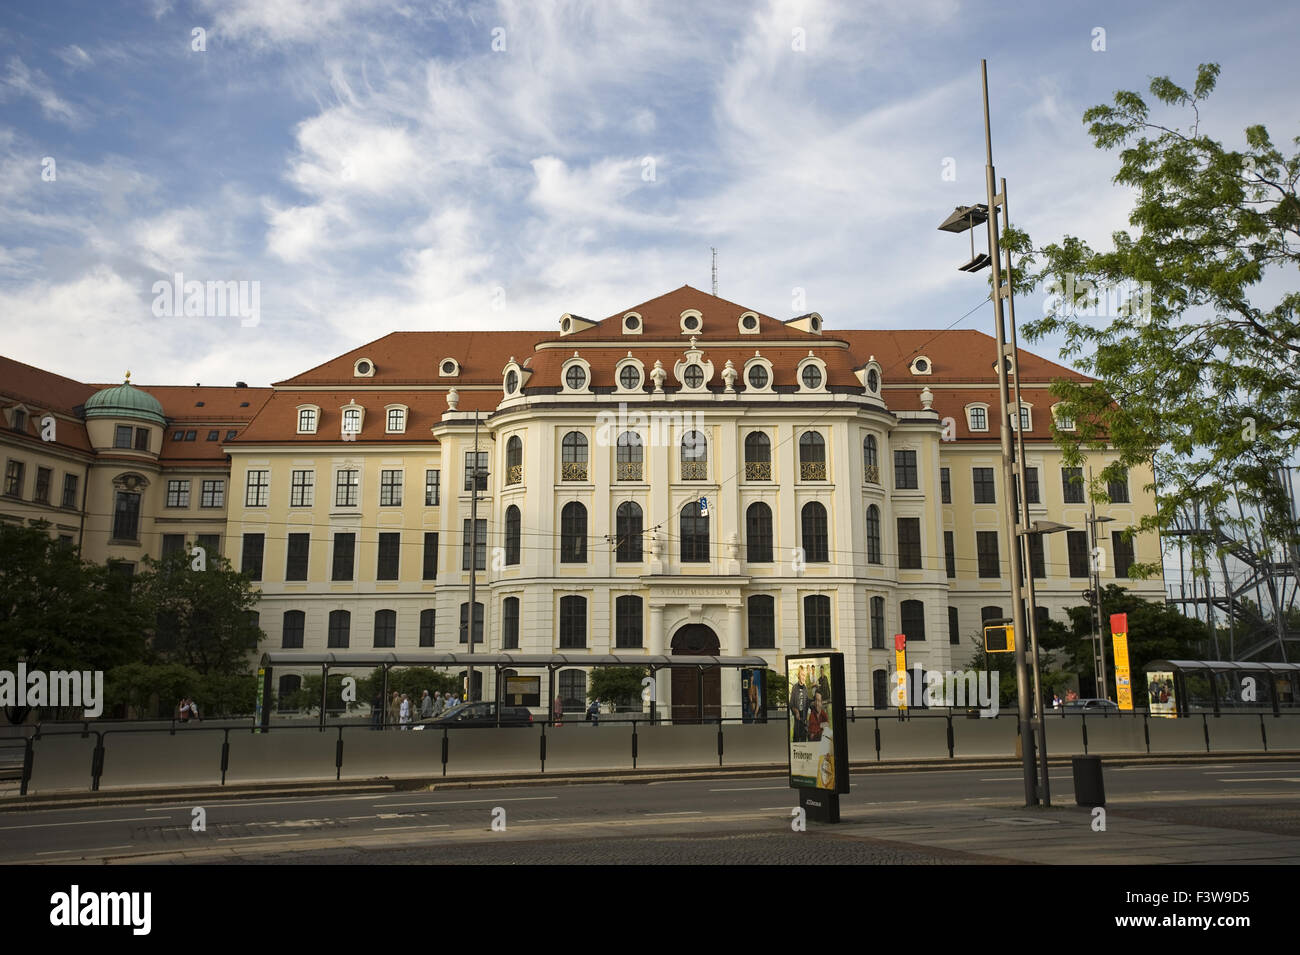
[177,698,190,723]
[399,693,411,729]
[420,689,432,720]
[388,691,401,729]
[553,694,564,726]
[371,693,382,730]
[189,698,201,721]
[586,698,600,726]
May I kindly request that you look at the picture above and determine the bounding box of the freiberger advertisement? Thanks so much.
[787,653,849,793]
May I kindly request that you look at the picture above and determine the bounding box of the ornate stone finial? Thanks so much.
[754,350,761,357]
[920,386,934,411]
[627,351,633,358]
[573,351,579,358]
[722,359,737,393]
[124,371,131,383]
[650,360,666,393]
[447,388,460,411]
[689,336,698,349]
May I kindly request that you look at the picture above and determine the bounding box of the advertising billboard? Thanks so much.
[787,653,849,794]
[1147,670,1177,718]
[1111,613,1133,711]
[741,668,766,723]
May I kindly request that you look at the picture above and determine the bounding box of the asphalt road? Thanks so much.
[5,758,1300,864]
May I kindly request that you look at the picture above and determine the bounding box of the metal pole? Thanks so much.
[1087,491,1110,701]
[1001,175,1051,806]
[467,413,480,701]
[981,59,1037,807]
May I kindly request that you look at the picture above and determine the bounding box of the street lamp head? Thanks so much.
[1020,520,1071,536]
[937,204,989,233]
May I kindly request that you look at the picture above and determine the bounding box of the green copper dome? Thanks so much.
[84,379,167,426]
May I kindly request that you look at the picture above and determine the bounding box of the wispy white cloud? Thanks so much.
[1,58,81,126]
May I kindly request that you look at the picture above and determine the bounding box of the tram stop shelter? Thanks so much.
[1142,659,1300,716]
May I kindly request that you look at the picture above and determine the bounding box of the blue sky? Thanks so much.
[1,0,1296,386]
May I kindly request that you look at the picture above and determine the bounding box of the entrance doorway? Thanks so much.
[671,625,721,723]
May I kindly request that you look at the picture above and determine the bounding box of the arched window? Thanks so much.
[799,431,826,481]
[873,669,889,710]
[744,432,771,481]
[559,596,586,648]
[419,608,436,646]
[615,501,643,562]
[327,610,350,648]
[559,669,586,710]
[459,601,485,644]
[864,435,879,483]
[506,436,522,485]
[561,431,588,482]
[615,595,643,648]
[801,502,829,562]
[617,431,643,481]
[560,502,587,563]
[866,505,882,564]
[281,610,305,649]
[502,597,520,649]
[681,430,707,480]
[804,595,831,648]
[680,500,709,563]
[746,502,773,563]
[504,505,521,565]
[373,609,396,648]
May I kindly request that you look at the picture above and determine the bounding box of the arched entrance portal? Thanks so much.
[671,624,721,723]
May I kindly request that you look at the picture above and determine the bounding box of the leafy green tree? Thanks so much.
[764,669,788,707]
[291,672,358,715]
[135,550,264,675]
[1005,63,1300,562]
[1,521,149,722]
[589,666,648,708]
[105,661,202,718]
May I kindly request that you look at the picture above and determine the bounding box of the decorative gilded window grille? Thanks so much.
[562,462,588,482]
[506,464,523,485]
[680,461,707,481]
[617,461,642,481]
[800,461,827,481]
[745,461,772,481]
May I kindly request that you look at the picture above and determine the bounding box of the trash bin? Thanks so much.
[1072,755,1105,807]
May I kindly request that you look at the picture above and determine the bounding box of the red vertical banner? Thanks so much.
[1110,613,1132,710]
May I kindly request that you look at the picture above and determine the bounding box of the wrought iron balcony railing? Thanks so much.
[801,461,827,481]
[561,462,588,482]
[680,461,707,481]
[745,461,772,481]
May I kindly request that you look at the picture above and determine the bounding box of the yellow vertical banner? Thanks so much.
[1110,613,1132,711]
[893,634,907,709]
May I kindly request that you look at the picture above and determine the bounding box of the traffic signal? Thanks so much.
[983,623,1015,653]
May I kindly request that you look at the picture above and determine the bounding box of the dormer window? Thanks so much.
[1053,404,1076,431]
[796,354,828,393]
[1011,404,1032,432]
[744,353,774,392]
[801,365,822,389]
[615,355,644,393]
[680,309,703,334]
[966,404,990,432]
[505,370,519,394]
[683,364,705,388]
[297,407,319,434]
[909,356,932,376]
[386,406,408,434]
[623,312,642,334]
[341,405,363,437]
[561,353,591,394]
[440,358,460,377]
[739,312,759,334]
[354,358,375,377]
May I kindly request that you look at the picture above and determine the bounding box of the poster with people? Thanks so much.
[786,653,849,793]
[1147,670,1177,718]
[741,668,766,723]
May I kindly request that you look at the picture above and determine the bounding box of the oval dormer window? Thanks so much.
[867,369,879,392]
[356,360,372,375]
[624,315,640,331]
[683,315,700,331]
[441,360,457,375]
[619,366,641,389]
[802,365,823,389]
[566,366,587,390]
[505,370,519,394]
[683,364,704,388]
[747,365,768,389]
[742,314,758,331]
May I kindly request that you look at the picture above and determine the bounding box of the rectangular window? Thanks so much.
[114,425,133,449]
[940,467,951,504]
[200,479,224,508]
[423,532,438,581]
[969,407,988,431]
[225,430,237,441]
[377,532,400,580]
[206,430,219,442]
[460,602,485,645]
[1062,467,1084,504]
[335,469,359,508]
[290,470,314,507]
[297,408,316,432]
[1113,531,1135,578]
[870,596,885,649]
[61,473,78,508]
[944,530,956,579]
[501,600,519,650]
[897,518,922,570]
[1067,530,1090,578]
[461,518,486,571]
[166,479,190,508]
[285,533,310,581]
[419,609,436,647]
[282,611,305,649]
[1024,467,1040,505]
[976,531,1000,578]
[185,431,196,441]
[380,469,403,506]
[900,600,925,642]
[1028,533,1046,579]
[112,491,140,540]
[161,533,185,557]
[387,408,405,432]
[196,534,219,558]
[327,611,350,649]
[558,597,586,649]
[332,533,355,581]
[241,533,265,580]
[34,467,51,504]
[135,428,150,451]
[5,460,24,497]
[245,469,269,507]
[615,595,643,649]
[425,469,440,506]
[948,606,960,646]
[972,467,996,504]
[1108,470,1130,504]
[373,610,396,648]
[464,451,488,491]
[893,449,917,489]
[747,596,776,649]
[804,596,832,648]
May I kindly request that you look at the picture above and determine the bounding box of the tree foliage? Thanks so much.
[588,666,648,707]
[1005,64,1300,562]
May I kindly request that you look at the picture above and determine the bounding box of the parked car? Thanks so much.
[1062,698,1120,713]
[413,701,534,728]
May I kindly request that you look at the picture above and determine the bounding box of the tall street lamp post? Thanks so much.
[1018,519,1070,806]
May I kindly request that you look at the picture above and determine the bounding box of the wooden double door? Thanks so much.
[670,624,721,723]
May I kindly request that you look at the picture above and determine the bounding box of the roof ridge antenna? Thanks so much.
[710,247,718,297]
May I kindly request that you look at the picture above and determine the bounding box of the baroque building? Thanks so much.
[1,286,1164,714]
